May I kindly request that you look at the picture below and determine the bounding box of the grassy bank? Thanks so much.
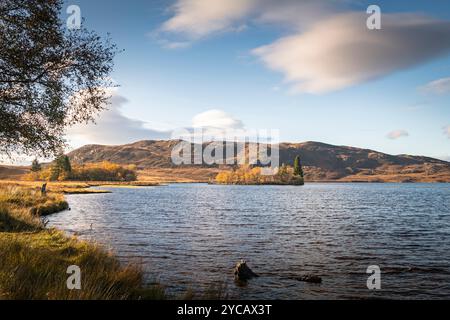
[0,185,165,300]
[0,180,161,196]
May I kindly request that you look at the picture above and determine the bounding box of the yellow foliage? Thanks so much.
[23,161,137,182]
[215,165,304,185]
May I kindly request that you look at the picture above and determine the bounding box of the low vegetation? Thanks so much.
[215,156,305,185]
[0,186,68,219]
[0,185,165,300]
[25,156,137,182]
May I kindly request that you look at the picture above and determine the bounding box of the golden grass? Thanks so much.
[0,185,166,300]
[0,180,158,194]
[0,230,167,300]
[0,185,68,217]
[137,167,220,183]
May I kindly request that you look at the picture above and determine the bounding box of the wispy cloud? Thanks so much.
[159,1,450,93]
[253,13,450,93]
[420,77,450,95]
[159,0,342,40]
[171,109,252,142]
[387,129,409,140]
[192,109,244,130]
[160,0,255,40]
[67,93,170,147]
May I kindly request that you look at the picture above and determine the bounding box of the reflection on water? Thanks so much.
[47,183,450,299]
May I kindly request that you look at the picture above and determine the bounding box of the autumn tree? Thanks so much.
[0,0,117,158]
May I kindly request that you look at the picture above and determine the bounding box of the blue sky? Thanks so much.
[62,0,450,161]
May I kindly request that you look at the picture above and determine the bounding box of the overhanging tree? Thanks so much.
[0,0,117,158]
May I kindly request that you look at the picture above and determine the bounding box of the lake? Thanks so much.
[47,183,450,299]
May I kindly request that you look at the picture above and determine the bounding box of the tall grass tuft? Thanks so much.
[0,185,166,300]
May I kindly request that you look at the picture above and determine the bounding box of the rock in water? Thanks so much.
[234,260,259,282]
[296,275,322,283]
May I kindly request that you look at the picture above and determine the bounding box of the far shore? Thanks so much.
[1,165,449,185]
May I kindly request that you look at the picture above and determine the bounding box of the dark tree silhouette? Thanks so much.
[31,158,41,172]
[0,0,117,157]
[57,154,72,173]
[50,153,71,180]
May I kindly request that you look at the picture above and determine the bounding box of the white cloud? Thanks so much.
[154,0,450,161]
[160,1,450,93]
[387,129,409,140]
[444,125,450,139]
[161,0,256,39]
[192,109,244,129]
[67,93,170,148]
[421,77,450,95]
[253,13,450,93]
[171,109,249,142]
[160,0,343,39]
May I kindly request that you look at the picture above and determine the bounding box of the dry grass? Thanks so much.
[0,185,166,300]
[336,164,450,183]
[0,185,68,219]
[0,230,167,300]
[0,180,158,195]
[137,167,220,183]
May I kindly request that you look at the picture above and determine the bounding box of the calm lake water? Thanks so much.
[47,183,450,299]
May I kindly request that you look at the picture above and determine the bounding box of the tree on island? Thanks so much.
[0,0,118,158]
[293,155,304,178]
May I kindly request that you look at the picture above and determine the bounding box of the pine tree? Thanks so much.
[293,155,304,178]
[50,163,61,181]
[31,159,41,172]
[51,154,72,180]
[60,155,72,173]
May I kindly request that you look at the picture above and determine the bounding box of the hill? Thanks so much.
[66,140,450,183]
[0,165,29,180]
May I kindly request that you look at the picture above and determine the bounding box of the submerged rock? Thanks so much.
[234,260,259,282]
[296,275,322,283]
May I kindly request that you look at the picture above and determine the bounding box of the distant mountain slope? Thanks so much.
[68,140,181,168]
[67,140,450,182]
[0,165,29,180]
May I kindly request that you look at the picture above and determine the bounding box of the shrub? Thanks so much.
[24,161,137,182]
[0,185,165,300]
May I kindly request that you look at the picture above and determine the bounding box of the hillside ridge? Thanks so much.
[66,140,450,182]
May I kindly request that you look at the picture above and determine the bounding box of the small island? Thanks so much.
[214,156,305,185]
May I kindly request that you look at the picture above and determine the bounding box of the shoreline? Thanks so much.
[0,184,167,300]
[0,182,227,300]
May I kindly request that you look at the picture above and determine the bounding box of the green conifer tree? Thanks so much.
[293,155,304,178]
[31,158,41,172]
